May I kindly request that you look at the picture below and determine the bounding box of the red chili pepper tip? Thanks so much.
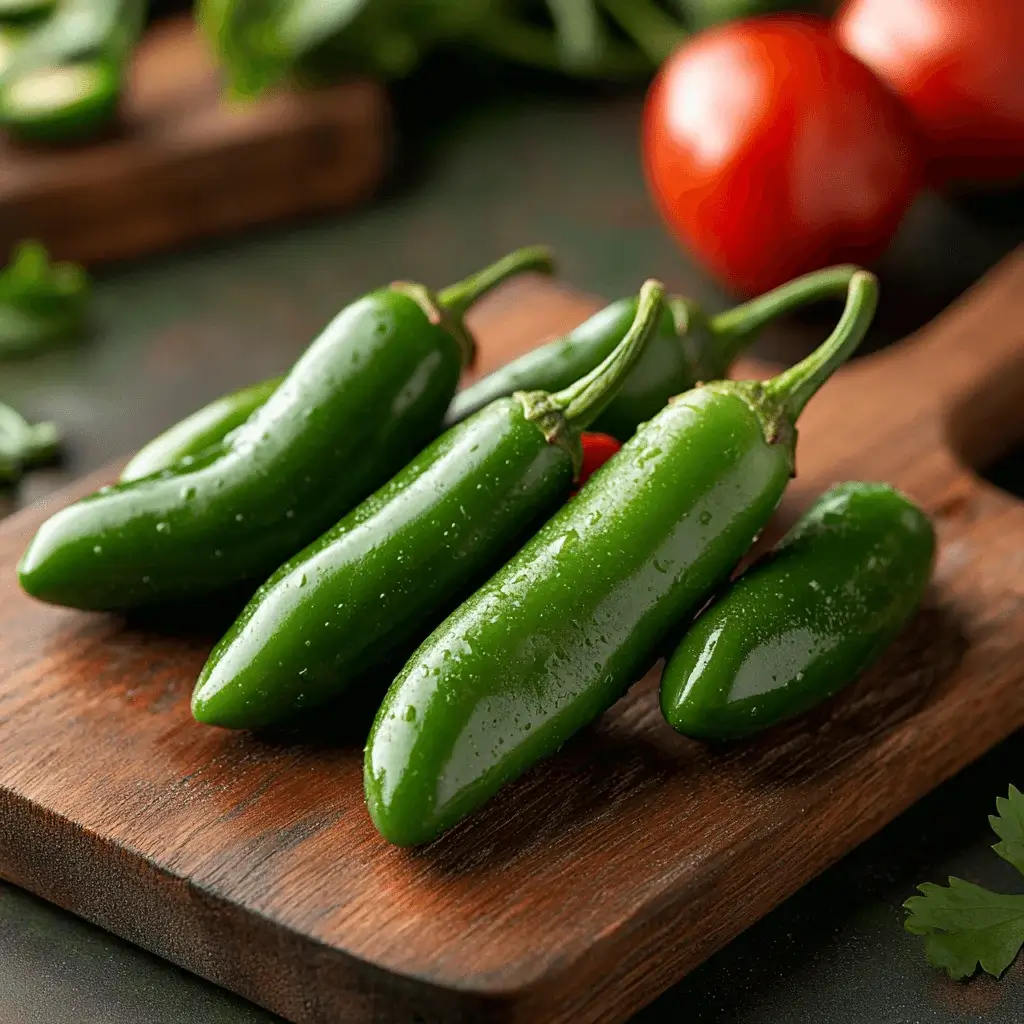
[574,432,622,494]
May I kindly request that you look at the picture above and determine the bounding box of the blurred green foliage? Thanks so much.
[199,0,821,98]
[0,241,90,359]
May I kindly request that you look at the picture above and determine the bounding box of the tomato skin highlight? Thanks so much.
[642,15,924,296]
[835,0,1024,185]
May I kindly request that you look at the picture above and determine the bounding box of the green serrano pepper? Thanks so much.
[120,266,863,480]
[192,282,667,730]
[364,269,879,847]
[661,481,935,740]
[18,247,553,610]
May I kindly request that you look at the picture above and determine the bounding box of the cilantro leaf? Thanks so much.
[905,786,1024,981]
[905,878,1024,981]
[991,785,1024,876]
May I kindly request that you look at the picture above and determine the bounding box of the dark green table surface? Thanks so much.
[1,69,1022,1024]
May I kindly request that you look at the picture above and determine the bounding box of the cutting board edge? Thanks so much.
[528,705,1024,1024]
[3,651,1020,1024]
[0,782,524,1023]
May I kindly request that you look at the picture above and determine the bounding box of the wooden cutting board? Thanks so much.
[1,252,1023,1024]
[0,17,390,266]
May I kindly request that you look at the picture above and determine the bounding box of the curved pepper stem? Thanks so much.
[765,269,879,421]
[703,264,863,380]
[554,278,665,432]
[434,246,556,368]
[436,246,556,327]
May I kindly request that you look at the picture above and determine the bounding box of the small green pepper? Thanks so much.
[660,481,935,739]
[18,247,553,610]
[120,377,280,483]
[364,270,879,847]
[124,266,862,479]
[192,281,667,730]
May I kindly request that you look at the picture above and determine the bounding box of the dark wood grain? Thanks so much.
[0,18,390,266]
[1,253,1023,1024]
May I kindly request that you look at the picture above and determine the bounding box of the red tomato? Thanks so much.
[835,0,1024,184]
[642,15,925,297]
[576,432,621,491]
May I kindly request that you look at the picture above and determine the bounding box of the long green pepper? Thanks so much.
[192,281,667,730]
[18,247,553,610]
[120,265,863,479]
[364,269,879,847]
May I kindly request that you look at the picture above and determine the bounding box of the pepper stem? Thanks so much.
[437,246,556,326]
[553,279,665,432]
[764,270,879,421]
[706,265,862,379]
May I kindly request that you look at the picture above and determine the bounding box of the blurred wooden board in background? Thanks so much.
[0,17,391,266]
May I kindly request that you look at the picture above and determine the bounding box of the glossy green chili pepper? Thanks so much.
[123,266,862,479]
[120,377,280,483]
[192,281,667,730]
[660,481,935,740]
[364,269,879,847]
[446,265,862,441]
[444,295,701,441]
[18,247,553,610]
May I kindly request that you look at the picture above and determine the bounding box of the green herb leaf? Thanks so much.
[905,879,1024,981]
[992,785,1024,876]
[0,240,90,359]
[905,786,1024,981]
[279,0,373,56]
[0,400,61,484]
